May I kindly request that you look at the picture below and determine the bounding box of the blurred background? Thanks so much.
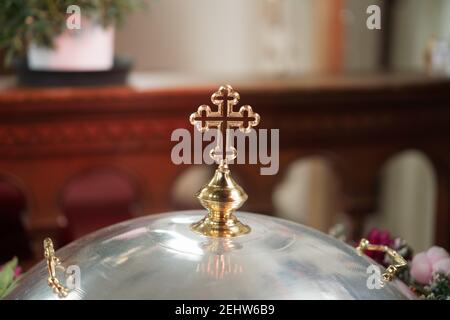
[0,0,450,269]
[115,0,450,74]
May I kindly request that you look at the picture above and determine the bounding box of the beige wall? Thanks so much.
[116,0,354,74]
[115,0,263,74]
[391,0,450,70]
[116,0,450,73]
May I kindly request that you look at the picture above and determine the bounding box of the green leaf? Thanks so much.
[1,278,20,299]
[0,257,18,298]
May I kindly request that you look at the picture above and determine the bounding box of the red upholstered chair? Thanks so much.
[61,168,140,241]
[0,179,32,265]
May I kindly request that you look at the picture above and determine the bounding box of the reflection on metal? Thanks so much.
[196,255,244,280]
[196,238,244,279]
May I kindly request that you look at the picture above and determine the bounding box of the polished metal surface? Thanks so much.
[191,165,251,237]
[6,211,415,300]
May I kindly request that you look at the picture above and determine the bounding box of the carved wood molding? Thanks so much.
[0,104,448,157]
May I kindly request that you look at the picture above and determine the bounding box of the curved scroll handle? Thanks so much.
[356,238,407,283]
[43,238,69,298]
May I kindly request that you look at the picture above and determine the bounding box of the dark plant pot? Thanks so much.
[14,56,133,87]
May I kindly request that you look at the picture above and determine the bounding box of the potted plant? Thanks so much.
[0,0,143,71]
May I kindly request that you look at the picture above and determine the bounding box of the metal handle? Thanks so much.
[356,238,407,283]
[43,238,69,298]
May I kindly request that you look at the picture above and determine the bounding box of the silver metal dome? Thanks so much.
[6,211,415,300]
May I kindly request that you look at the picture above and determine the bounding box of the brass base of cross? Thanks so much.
[191,165,250,238]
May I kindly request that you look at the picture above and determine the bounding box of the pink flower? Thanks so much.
[364,228,394,265]
[410,246,450,284]
[13,266,22,279]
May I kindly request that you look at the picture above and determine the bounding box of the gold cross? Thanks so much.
[190,85,260,163]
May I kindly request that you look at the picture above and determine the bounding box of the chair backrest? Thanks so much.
[61,168,140,240]
[0,179,32,264]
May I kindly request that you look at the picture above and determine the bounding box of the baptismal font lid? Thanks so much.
[5,85,415,300]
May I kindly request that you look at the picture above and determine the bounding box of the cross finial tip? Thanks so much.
[219,84,233,92]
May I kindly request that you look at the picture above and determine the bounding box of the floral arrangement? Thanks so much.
[0,257,22,299]
[354,228,449,299]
